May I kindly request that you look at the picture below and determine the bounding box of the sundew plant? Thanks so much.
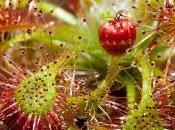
[0,0,175,130]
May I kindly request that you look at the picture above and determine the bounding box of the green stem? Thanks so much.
[67,56,121,107]
[90,56,121,98]
[123,71,136,109]
[123,51,165,130]
[138,54,153,106]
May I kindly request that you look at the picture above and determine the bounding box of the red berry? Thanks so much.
[99,18,136,55]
